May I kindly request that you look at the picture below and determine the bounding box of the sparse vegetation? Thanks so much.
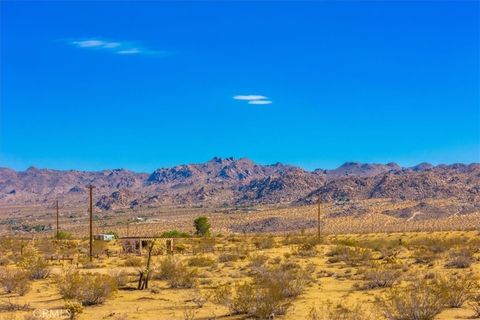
[0,224,479,319]
[377,278,447,320]
[56,268,117,305]
[0,267,31,295]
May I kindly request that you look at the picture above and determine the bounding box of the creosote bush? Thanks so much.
[212,262,311,318]
[56,268,117,305]
[187,256,216,267]
[212,282,285,318]
[377,278,446,320]
[253,236,276,249]
[360,265,402,290]
[435,273,477,308]
[155,256,197,288]
[445,248,474,268]
[0,267,31,295]
[327,245,372,267]
[123,256,143,267]
[17,247,50,280]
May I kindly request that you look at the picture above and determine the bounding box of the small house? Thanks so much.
[94,234,115,241]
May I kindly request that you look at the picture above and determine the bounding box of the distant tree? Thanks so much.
[194,216,211,237]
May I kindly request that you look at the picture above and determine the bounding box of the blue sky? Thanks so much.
[0,1,479,172]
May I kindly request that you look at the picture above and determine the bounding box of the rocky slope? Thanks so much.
[0,158,478,209]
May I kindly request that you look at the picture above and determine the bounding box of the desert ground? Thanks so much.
[1,199,480,320]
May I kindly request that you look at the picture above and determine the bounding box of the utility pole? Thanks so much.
[56,200,59,240]
[87,185,96,262]
[317,196,322,238]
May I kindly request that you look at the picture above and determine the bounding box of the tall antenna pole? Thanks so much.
[88,185,96,262]
[317,196,322,238]
[56,200,59,240]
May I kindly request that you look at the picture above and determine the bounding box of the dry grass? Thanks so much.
[0,228,479,319]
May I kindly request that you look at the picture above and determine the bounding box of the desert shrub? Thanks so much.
[192,238,216,253]
[190,288,210,308]
[56,231,73,240]
[253,236,276,249]
[212,262,310,318]
[212,282,285,318]
[168,266,197,288]
[253,262,311,299]
[123,256,143,267]
[469,293,480,318]
[0,256,10,266]
[312,303,372,320]
[0,267,31,295]
[377,279,446,320]
[0,300,31,312]
[80,274,117,305]
[327,246,372,267]
[248,254,269,268]
[332,238,357,247]
[56,268,117,305]
[435,273,477,308]
[155,256,197,288]
[64,300,83,319]
[17,248,50,280]
[155,256,178,280]
[194,216,211,237]
[159,230,191,238]
[218,253,241,263]
[445,248,474,268]
[187,256,215,267]
[412,248,439,265]
[294,242,318,257]
[111,270,130,288]
[360,266,402,290]
[409,236,466,254]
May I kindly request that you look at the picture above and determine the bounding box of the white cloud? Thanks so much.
[233,95,268,101]
[70,38,164,56]
[233,94,272,105]
[248,100,272,105]
[117,48,141,55]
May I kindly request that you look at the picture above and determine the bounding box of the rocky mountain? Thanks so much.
[0,158,478,210]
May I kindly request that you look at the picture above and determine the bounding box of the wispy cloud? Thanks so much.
[233,94,272,105]
[233,95,268,101]
[248,100,272,105]
[70,38,168,56]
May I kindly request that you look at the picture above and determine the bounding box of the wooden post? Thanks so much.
[317,196,322,238]
[87,185,96,262]
[56,200,59,240]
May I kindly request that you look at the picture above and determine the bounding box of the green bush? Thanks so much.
[56,231,73,240]
[159,230,191,238]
